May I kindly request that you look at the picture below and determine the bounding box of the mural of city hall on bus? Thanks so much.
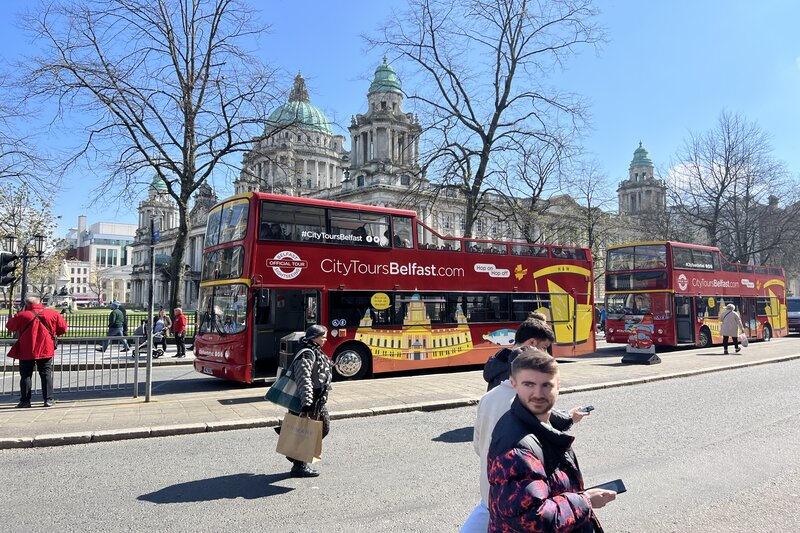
[352,265,595,362]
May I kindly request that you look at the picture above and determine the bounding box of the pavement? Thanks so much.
[1,336,798,449]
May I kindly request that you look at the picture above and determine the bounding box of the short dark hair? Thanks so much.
[515,318,555,344]
[511,349,559,376]
[528,311,547,321]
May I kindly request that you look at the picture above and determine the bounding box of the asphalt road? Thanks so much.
[1,359,799,532]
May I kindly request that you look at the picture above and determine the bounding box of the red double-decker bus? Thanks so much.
[604,241,787,349]
[193,192,596,382]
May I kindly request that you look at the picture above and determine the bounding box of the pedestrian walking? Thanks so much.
[5,296,68,408]
[483,313,554,391]
[487,350,616,532]
[171,307,187,358]
[599,306,606,333]
[720,303,745,354]
[281,324,333,478]
[154,309,172,352]
[462,345,590,533]
[97,301,129,352]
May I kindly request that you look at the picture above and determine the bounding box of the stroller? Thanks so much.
[132,319,166,358]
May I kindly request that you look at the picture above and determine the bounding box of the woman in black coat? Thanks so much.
[287,324,333,478]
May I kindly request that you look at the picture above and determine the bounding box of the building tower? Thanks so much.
[336,58,422,204]
[617,142,666,215]
[234,73,348,196]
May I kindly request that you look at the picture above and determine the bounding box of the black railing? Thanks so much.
[0,311,198,340]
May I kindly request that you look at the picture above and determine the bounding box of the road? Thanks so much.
[2,358,799,532]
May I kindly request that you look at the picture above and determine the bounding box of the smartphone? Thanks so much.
[587,479,626,494]
[580,405,595,413]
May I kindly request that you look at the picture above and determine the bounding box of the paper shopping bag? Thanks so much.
[276,412,323,464]
[739,333,749,348]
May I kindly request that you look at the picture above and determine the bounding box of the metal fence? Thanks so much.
[0,311,197,340]
[0,336,147,400]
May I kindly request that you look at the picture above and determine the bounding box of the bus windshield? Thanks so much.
[606,292,671,320]
[198,283,248,334]
[607,244,667,271]
[205,200,249,248]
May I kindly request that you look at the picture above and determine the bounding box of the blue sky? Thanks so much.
[2,0,799,236]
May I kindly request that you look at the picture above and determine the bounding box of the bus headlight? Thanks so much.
[657,329,664,334]
[608,328,614,333]
[224,349,230,360]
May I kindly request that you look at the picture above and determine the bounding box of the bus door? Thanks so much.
[675,295,694,344]
[739,297,756,337]
[251,289,319,378]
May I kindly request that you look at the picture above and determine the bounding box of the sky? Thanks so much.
[1,0,799,238]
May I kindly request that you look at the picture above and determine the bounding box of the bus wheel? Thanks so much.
[697,328,711,348]
[333,345,370,380]
[763,325,772,342]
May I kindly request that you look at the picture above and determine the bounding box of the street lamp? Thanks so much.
[2,233,46,308]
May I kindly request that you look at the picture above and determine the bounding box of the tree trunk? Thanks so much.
[169,199,191,313]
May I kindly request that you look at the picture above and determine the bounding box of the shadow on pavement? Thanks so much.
[432,426,474,443]
[138,473,294,503]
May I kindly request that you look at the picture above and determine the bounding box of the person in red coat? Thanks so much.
[6,296,68,408]
[171,307,188,358]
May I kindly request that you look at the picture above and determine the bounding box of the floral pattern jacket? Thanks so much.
[487,397,603,532]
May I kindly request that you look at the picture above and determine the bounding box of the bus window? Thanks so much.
[635,245,666,269]
[417,222,461,251]
[198,284,248,334]
[607,246,635,271]
[395,293,447,324]
[391,216,413,248]
[755,266,769,275]
[260,201,325,242]
[329,292,393,328]
[219,201,249,243]
[738,264,754,273]
[510,244,549,257]
[329,209,390,247]
[201,246,245,281]
[722,260,738,272]
[205,207,223,247]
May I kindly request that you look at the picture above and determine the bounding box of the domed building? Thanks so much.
[234,74,348,196]
[617,142,666,215]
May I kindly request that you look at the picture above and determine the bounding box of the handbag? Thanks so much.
[275,411,323,463]
[263,348,311,412]
[739,332,749,348]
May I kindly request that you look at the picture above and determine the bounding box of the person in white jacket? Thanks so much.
[460,346,591,533]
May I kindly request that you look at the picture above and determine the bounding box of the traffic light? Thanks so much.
[0,251,18,287]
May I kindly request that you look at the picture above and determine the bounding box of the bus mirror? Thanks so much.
[257,288,270,308]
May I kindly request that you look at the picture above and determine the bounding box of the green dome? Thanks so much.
[368,57,403,95]
[266,74,333,135]
[629,141,653,169]
[149,174,168,193]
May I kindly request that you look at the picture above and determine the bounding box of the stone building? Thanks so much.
[617,142,666,216]
[234,73,349,197]
[128,177,217,309]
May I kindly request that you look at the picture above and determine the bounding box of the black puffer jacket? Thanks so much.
[483,347,522,391]
[292,338,333,413]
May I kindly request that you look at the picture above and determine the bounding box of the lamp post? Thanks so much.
[2,234,46,308]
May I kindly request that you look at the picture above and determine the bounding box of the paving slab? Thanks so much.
[0,337,798,448]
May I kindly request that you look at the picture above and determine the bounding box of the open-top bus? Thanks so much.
[604,241,787,349]
[194,192,596,382]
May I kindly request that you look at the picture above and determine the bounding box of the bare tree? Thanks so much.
[668,111,797,263]
[21,0,283,311]
[0,185,62,311]
[371,0,602,237]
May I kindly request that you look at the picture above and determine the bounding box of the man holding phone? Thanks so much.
[486,351,616,532]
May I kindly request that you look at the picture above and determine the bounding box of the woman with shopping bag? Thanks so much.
[720,303,746,354]
[279,324,333,478]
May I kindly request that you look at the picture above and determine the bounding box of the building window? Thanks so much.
[400,175,410,186]
[357,175,365,187]
[381,101,387,110]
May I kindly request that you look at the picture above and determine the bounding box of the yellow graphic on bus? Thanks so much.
[531,265,593,345]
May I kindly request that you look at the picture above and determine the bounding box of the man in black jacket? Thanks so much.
[483,314,554,391]
[487,351,616,532]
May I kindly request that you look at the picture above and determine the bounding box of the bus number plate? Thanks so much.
[202,367,214,375]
